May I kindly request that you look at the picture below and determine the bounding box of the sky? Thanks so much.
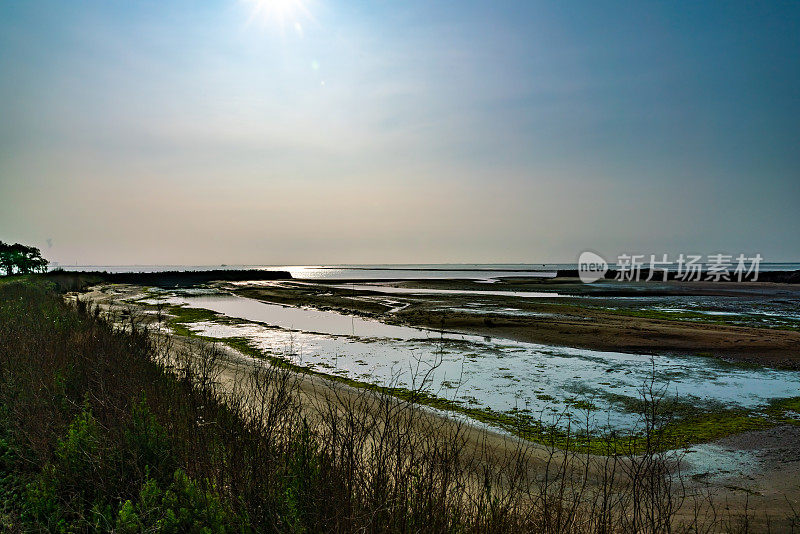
[1,0,798,265]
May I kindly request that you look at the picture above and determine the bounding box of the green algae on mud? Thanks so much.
[166,305,224,336]
[766,396,800,425]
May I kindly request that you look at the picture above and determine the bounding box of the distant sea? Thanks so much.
[51,263,800,280]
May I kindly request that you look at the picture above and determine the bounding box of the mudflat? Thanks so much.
[232,277,800,369]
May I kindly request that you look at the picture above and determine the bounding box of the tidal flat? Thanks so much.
[97,277,800,451]
[232,277,800,368]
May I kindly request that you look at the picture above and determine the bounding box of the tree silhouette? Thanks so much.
[0,241,49,275]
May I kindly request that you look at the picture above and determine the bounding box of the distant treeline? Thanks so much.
[45,269,292,289]
[557,269,800,284]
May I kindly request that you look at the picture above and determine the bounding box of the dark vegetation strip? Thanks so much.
[44,268,292,289]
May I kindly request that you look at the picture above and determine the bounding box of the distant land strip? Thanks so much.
[45,269,292,288]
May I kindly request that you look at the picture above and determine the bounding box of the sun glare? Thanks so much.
[244,0,312,32]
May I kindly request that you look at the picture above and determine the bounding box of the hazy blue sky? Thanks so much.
[1,1,798,264]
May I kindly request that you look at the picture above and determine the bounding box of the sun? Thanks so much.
[244,0,312,32]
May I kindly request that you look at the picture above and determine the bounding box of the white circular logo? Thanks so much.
[578,251,608,283]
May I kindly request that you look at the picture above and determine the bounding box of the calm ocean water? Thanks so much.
[53,263,800,280]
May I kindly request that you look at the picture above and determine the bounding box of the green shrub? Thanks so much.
[20,404,106,531]
[116,470,233,533]
[124,398,176,484]
[282,420,321,532]
[0,425,23,529]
